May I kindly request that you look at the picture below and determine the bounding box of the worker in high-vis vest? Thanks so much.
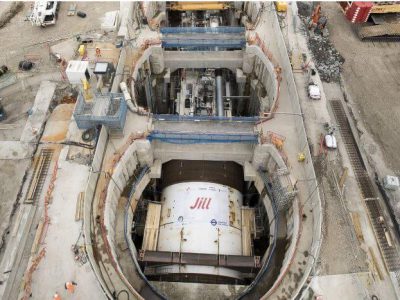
[65,281,77,294]
[53,292,61,300]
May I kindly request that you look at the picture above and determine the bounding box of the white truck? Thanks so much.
[28,1,59,27]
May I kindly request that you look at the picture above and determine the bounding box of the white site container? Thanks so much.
[383,175,399,191]
[157,181,243,279]
[101,11,120,32]
[66,60,90,84]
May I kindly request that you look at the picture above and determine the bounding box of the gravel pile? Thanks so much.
[297,2,345,82]
[308,34,344,82]
[297,2,313,18]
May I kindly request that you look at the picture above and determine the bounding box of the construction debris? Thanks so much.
[297,2,344,82]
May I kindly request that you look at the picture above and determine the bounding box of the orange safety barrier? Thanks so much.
[22,248,46,300]
[261,131,289,166]
[22,161,59,300]
[140,38,161,51]
[97,132,149,297]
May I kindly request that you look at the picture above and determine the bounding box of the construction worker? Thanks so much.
[65,281,77,294]
[53,292,61,300]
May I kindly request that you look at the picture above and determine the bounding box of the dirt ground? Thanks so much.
[321,2,400,172]
[0,159,30,250]
[0,1,119,131]
[0,0,119,255]
[317,167,368,275]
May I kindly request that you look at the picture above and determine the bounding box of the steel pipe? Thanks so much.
[215,69,224,117]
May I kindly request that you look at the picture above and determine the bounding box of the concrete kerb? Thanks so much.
[83,126,113,299]
[259,3,322,298]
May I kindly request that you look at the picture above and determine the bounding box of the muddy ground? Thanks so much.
[321,2,400,172]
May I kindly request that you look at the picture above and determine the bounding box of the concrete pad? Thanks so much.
[29,157,105,300]
[311,273,397,300]
[41,104,74,143]
[0,141,29,159]
[20,81,56,144]
[50,38,79,62]
[85,42,121,67]
[152,281,246,300]
[101,10,119,32]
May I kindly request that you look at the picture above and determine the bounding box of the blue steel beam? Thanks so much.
[147,131,259,144]
[160,26,245,35]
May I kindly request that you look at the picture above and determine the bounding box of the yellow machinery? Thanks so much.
[297,152,306,162]
[81,79,92,101]
[169,2,230,11]
[78,45,85,57]
[275,2,288,13]
[371,3,400,14]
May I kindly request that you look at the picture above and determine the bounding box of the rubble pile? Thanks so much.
[297,2,345,82]
[307,35,344,82]
[297,2,313,18]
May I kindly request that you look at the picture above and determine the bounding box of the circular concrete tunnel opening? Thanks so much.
[120,159,288,299]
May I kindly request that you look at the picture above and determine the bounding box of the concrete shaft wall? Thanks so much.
[83,127,113,299]
[130,45,278,113]
[103,140,154,275]
[243,45,278,110]
[90,133,291,298]
[152,141,254,165]
[83,129,155,299]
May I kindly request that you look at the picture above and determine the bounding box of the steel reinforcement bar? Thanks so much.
[25,149,53,204]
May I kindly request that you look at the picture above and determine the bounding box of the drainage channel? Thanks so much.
[330,99,400,272]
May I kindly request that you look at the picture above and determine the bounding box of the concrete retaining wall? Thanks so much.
[244,45,278,110]
[103,144,138,252]
[164,50,244,73]
[130,46,153,106]
[152,141,254,165]
[83,126,113,299]
[252,144,286,172]
[102,140,154,293]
